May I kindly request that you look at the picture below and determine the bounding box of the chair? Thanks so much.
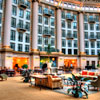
[47,75,63,89]
[90,75,100,91]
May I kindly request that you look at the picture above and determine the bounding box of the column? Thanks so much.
[79,12,85,55]
[56,8,62,52]
[3,0,12,49]
[31,0,38,52]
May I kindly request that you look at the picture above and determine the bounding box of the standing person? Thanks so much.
[42,63,47,73]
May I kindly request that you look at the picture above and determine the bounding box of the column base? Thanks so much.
[79,52,86,55]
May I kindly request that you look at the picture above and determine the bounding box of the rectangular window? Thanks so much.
[74,40,77,47]
[67,21,71,28]
[97,41,100,48]
[51,18,54,26]
[62,49,66,54]
[19,8,24,18]
[25,34,30,43]
[62,39,66,47]
[44,17,48,25]
[90,24,94,30]
[38,15,42,23]
[18,44,22,51]
[85,41,89,48]
[50,9,54,16]
[18,20,23,28]
[73,22,77,29]
[26,22,30,31]
[85,32,88,39]
[13,0,17,4]
[10,30,16,41]
[97,32,100,39]
[12,5,17,16]
[51,38,55,46]
[26,1,30,9]
[91,50,95,55]
[0,0,3,10]
[18,33,23,42]
[84,15,88,22]
[68,49,72,54]
[62,30,66,37]
[26,11,30,20]
[11,17,16,28]
[25,45,29,52]
[61,11,65,19]
[96,24,100,30]
[38,25,42,34]
[91,41,95,48]
[74,49,77,55]
[73,14,77,21]
[73,31,77,38]
[84,23,88,30]
[38,5,42,14]
[62,21,65,28]
[10,43,15,50]
[68,40,72,47]
[44,38,48,45]
[38,36,42,44]
[51,28,54,36]
[85,49,89,55]
[95,15,99,22]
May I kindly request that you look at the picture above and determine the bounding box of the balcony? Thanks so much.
[44,48,59,52]
[43,9,52,17]
[17,24,26,32]
[89,35,96,41]
[66,34,74,39]
[18,0,27,9]
[88,18,95,23]
[66,15,73,21]
[43,30,51,38]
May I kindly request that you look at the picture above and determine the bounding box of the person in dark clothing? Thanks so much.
[42,63,47,72]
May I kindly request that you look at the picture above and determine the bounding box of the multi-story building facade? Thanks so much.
[0,0,100,69]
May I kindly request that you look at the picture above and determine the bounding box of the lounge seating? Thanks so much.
[35,75,63,89]
[90,75,100,91]
[47,75,63,89]
[0,74,8,81]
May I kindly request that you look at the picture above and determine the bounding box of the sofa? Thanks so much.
[35,75,63,89]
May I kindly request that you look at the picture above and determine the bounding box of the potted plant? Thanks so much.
[22,64,28,69]
[67,74,89,99]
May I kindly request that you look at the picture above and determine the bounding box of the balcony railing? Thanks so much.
[43,30,51,37]
[88,18,95,23]
[18,0,27,9]
[43,9,52,17]
[17,24,26,32]
[66,15,73,21]
[89,35,96,41]
[44,48,59,52]
[66,34,74,39]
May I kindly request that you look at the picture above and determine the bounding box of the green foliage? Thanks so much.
[67,74,89,99]
[22,64,28,69]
